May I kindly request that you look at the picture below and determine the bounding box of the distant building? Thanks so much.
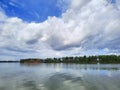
[20,58,43,63]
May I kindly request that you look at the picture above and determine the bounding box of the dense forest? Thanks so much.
[20,55,120,64]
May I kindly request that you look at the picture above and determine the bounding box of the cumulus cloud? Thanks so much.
[0,0,120,60]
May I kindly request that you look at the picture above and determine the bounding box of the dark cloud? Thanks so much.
[26,39,38,45]
[5,47,34,53]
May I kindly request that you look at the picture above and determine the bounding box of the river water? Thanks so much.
[0,63,120,90]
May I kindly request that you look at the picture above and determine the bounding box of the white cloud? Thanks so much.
[0,0,120,60]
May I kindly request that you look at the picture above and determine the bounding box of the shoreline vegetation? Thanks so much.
[0,61,19,63]
[19,55,120,64]
[1,55,120,64]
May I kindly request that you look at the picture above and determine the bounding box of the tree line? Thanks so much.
[44,55,120,64]
[20,55,120,64]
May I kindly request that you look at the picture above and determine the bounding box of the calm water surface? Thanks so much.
[0,63,120,90]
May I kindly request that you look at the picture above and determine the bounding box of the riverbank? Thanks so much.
[20,55,120,64]
[1,55,120,64]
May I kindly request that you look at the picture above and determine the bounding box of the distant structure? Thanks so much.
[96,58,99,64]
[20,58,44,64]
[97,58,100,61]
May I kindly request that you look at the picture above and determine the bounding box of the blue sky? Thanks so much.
[0,0,120,60]
[0,0,68,22]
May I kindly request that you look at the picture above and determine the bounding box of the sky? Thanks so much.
[0,0,120,60]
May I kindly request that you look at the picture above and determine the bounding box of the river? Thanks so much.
[0,63,120,90]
